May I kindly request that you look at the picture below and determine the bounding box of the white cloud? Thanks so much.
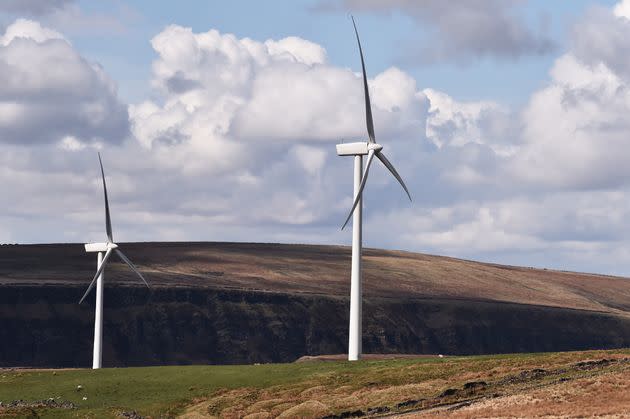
[59,136,88,151]
[424,88,514,155]
[121,24,436,238]
[0,18,65,45]
[571,5,630,81]
[264,37,327,66]
[614,0,630,18]
[511,51,630,189]
[369,188,630,274]
[232,64,361,142]
[130,23,431,192]
[0,19,129,146]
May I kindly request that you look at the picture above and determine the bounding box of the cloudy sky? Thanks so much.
[3,0,630,275]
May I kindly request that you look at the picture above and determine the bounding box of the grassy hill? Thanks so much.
[1,349,629,418]
[2,242,630,367]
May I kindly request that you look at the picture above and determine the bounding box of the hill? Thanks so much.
[1,242,630,367]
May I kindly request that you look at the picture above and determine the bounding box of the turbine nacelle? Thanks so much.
[336,141,368,156]
[336,141,383,156]
[84,242,118,253]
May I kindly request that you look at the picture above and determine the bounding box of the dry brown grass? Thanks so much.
[4,242,630,316]
[409,369,630,418]
[179,349,630,418]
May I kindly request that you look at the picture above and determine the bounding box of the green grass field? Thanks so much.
[0,361,335,418]
[2,349,629,418]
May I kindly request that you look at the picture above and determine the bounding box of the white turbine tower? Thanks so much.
[80,153,149,369]
[337,17,412,361]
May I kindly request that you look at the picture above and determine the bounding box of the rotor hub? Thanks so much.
[368,143,383,152]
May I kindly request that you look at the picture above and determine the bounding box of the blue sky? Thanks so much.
[4,0,630,276]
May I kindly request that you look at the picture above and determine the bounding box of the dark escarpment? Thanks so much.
[1,242,630,367]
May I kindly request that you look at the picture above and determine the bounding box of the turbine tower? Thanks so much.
[80,153,149,369]
[337,17,412,361]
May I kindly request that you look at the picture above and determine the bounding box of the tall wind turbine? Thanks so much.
[80,153,149,369]
[337,16,412,361]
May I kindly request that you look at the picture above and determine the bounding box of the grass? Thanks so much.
[1,349,630,418]
[0,362,343,418]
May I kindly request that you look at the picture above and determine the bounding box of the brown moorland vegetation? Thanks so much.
[2,242,630,367]
[2,242,630,313]
[179,349,630,418]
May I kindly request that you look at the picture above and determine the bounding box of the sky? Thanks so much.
[3,0,630,276]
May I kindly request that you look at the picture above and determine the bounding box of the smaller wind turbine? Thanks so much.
[80,152,149,369]
[337,16,412,361]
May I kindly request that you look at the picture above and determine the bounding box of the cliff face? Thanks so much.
[2,284,630,368]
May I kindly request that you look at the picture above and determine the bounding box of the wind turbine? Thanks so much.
[337,16,412,361]
[80,152,149,369]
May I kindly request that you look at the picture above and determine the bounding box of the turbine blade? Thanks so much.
[79,248,113,304]
[376,152,412,201]
[351,15,376,144]
[98,152,113,243]
[342,150,376,230]
[115,249,149,288]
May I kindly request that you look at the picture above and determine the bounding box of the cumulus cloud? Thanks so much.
[424,88,515,154]
[367,189,627,271]
[507,5,630,190]
[0,18,65,44]
[362,0,630,273]
[130,24,428,169]
[0,19,129,146]
[128,24,430,230]
[614,0,630,18]
[571,4,630,80]
[318,0,555,63]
